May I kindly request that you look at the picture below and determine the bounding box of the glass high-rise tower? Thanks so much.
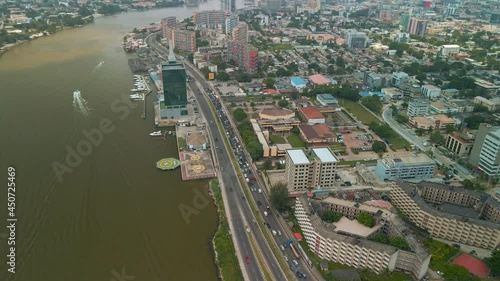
[161,45,188,118]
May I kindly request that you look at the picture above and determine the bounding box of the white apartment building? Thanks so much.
[285,147,338,191]
[407,99,429,116]
[295,195,430,280]
[391,180,500,250]
[225,15,239,36]
[375,154,436,181]
[440,44,460,56]
[421,84,441,99]
[478,128,500,178]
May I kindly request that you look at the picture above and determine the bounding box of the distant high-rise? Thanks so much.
[193,10,225,27]
[186,0,199,6]
[161,16,176,39]
[225,15,239,36]
[399,12,411,31]
[469,123,500,179]
[267,0,281,11]
[227,41,258,73]
[161,44,188,119]
[223,0,236,12]
[232,22,248,43]
[171,29,196,53]
[408,18,427,36]
[346,31,366,49]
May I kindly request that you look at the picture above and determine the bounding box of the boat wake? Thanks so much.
[93,60,104,72]
[73,90,92,119]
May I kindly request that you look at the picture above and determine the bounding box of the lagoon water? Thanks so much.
[0,1,238,280]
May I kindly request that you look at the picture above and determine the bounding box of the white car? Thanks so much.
[258,189,262,194]
[280,245,285,251]
[272,230,277,236]
[278,230,282,236]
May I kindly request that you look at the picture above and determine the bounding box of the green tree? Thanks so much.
[357,212,375,227]
[246,140,263,160]
[372,141,387,155]
[322,210,342,223]
[464,114,486,129]
[486,250,500,276]
[370,233,389,244]
[429,131,445,145]
[263,159,273,170]
[444,264,475,281]
[263,77,275,88]
[415,128,426,136]
[278,99,288,108]
[361,96,383,114]
[217,72,230,81]
[445,124,456,133]
[270,182,289,212]
[233,108,247,122]
[389,236,410,250]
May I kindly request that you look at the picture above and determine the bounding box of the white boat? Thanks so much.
[130,89,144,92]
[130,94,141,99]
[149,131,162,136]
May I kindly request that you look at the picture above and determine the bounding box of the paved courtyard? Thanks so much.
[179,150,216,180]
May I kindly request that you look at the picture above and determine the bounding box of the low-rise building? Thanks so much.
[421,84,441,99]
[474,80,500,95]
[291,76,307,90]
[375,154,436,181]
[258,108,298,134]
[298,123,336,144]
[407,99,429,117]
[445,132,475,157]
[309,74,331,86]
[298,106,325,125]
[429,100,459,114]
[390,180,500,250]
[440,44,460,56]
[186,131,207,150]
[410,114,455,130]
[382,87,403,101]
[316,94,338,107]
[285,147,338,191]
[474,96,500,112]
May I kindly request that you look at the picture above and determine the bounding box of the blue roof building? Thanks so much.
[291,77,307,90]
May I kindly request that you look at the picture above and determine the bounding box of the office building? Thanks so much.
[227,41,258,73]
[267,0,281,11]
[445,132,475,157]
[365,72,386,89]
[399,12,411,31]
[474,96,500,112]
[232,22,248,43]
[295,194,430,280]
[285,147,338,191]
[346,31,366,49]
[440,45,460,56]
[391,72,408,87]
[469,124,500,178]
[161,16,176,39]
[171,29,196,53]
[390,180,500,250]
[222,0,236,12]
[193,10,225,27]
[161,45,188,120]
[375,154,435,181]
[225,15,239,36]
[421,84,441,99]
[408,18,427,36]
[469,124,499,167]
[407,99,429,116]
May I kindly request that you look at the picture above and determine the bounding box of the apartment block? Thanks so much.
[445,132,475,157]
[390,180,500,250]
[295,195,430,280]
[225,15,239,35]
[171,29,196,53]
[226,41,258,73]
[375,154,435,181]
[391,72,408,87]
[421,84,441,99]
[193,10,225,27]
[285,147,338,191]
[407,99,429,117]
[408,18,427,36]
[440,45,460,56]
[346,31,367,49]
[161,16,176,39]
[232,22,249,43]
[469,123,500,180]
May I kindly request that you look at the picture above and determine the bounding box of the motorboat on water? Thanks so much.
[130,94,141,99]
[149,131,162,136]
[130,88,144,92]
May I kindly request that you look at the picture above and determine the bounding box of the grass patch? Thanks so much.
[211,179,245,281]
[337,159,378,166]
[386,134,410,150]
[338,98,380,125]
[423,238,459,272]
[270,134,287,144]
[272,44,293,50]
[177,137,186,150]
[287,134,306,147]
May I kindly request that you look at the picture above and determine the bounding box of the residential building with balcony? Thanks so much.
[227,41,258,73]
[390,180,500,250]
[375,154,436,181]
[285,147,338,191]
[171,29,196,53]
[232,22,248,43]
[445,132,475,157]
[295,194,430,280]
[193,10,225,27]
[161,16,177,39]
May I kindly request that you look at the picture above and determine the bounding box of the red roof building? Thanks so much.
[451,253,490,278]
[294,232,303,241]
[298,106,325,125]
[298,123,336,144]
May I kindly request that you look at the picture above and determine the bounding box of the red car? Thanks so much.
[245,256,251,264]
